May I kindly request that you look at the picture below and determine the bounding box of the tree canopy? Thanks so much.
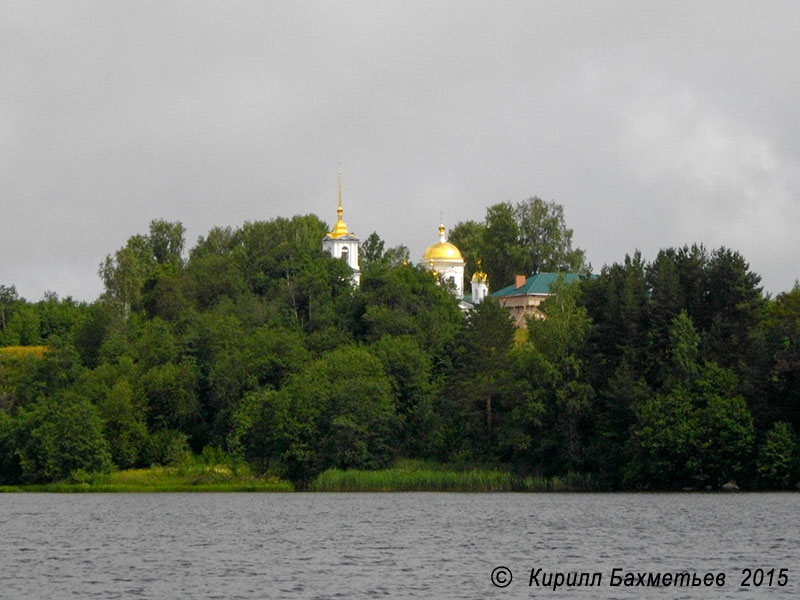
[0,200,797,490]
[449,197,587,291]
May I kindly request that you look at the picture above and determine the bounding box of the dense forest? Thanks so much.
[1,199,798,490]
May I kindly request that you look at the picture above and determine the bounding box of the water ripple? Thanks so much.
[0,492,797,598]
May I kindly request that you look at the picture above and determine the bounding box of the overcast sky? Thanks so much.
[2,1,799,302]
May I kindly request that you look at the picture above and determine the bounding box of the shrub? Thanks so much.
[757,422,797,489]
[16,394,112,483]
[142,429,191,466]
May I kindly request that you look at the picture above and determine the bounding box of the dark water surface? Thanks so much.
[0,492,797,599]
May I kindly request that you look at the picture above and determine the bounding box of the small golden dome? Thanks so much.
[422,221,464,262]
[471,259,488,282]
[471,270,488,282]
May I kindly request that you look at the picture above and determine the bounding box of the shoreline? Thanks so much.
[2,460,795,493]
[2,486,795,493]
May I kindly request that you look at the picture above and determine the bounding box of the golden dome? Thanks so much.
[326,169,353,239]
[328,214,351,239]
[423,242,463,261]
[422,221,464,262]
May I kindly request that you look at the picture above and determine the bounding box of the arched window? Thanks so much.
[340,247,349,264]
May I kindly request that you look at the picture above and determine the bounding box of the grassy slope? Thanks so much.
[0,464,293,493]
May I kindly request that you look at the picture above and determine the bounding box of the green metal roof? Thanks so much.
[490,272,582,298]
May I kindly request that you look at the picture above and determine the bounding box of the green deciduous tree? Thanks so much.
[4,304,41,346]
[8,338,84,409]
[231,345,397,485]
[233,215,327,297]
[99,235,153,316]
[76,358,148,469]
[368,334,434,457]
[133,317,178,370]
[98,379,147,469]
[148,220,185,267]
[756,421,797,489]
[448,220,486,282]
[185,226,248,310]
[627,386,697,489]
[515,197,586,275]
[141,429,190,466]
[0,285,19,340]
[16,393,112,483]
[97,379,148,469]
[663,311,701,385]
[758,284,800,431]
[0,409,22,484]
[473,198,587,290]
[360,231,386,268]
[355,263,463,357]
[627,314,755,489]
[513,279,594,475]
[72,302,117,369]
[688,363,755,488]
[482,202,525,291]
[100,220,186,316]
[382,244,411,268]
[141,360,200,433]
[228,389,282,473]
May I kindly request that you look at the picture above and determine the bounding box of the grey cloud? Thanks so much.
[1,1,798,301]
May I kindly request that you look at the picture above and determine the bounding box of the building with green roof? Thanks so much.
[491,272,582,326]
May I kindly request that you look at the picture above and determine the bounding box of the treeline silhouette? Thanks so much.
[0,209,798,489]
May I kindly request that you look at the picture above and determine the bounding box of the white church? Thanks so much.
[320,171,487,307]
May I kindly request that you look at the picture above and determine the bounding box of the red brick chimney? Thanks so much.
[515,274,526,289]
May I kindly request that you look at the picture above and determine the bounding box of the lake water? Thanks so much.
[0,492,797,599]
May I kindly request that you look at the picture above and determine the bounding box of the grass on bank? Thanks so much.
[0,458,293,493]
[308,459,598,492]
[310,463,511,492]
[0,456,599,493]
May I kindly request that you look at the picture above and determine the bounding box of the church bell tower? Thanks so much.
[321,169,361,285]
